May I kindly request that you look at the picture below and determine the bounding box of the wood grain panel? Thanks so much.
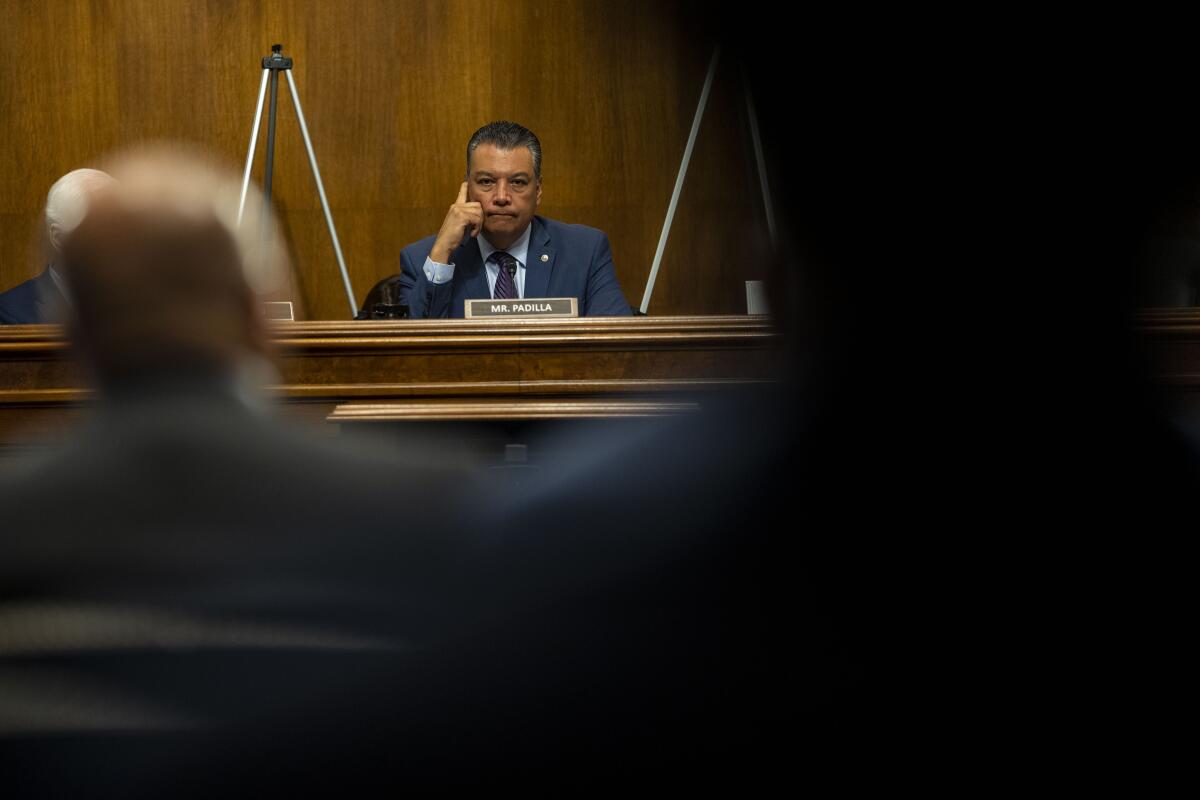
[1,1,770,319]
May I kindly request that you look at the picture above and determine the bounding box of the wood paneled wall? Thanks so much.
[0,0,769,319]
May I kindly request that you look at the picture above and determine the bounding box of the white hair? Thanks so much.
[45,168,116,239]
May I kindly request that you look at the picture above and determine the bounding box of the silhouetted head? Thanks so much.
[58,146,287,393]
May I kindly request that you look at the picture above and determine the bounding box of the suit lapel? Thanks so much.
[523,217,555,299]
[33,267,58,322]
[453,238,489,300]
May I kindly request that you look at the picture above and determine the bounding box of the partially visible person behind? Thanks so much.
[0,167,115,324]
[0,146,489,792]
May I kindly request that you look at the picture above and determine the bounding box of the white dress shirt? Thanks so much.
[422,223,531,299]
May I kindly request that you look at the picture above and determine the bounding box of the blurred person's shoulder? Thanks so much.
[0,387,477,528]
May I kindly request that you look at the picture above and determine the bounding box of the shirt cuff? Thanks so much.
[423,256,455,285]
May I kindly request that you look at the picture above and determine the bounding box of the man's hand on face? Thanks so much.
[430,182,483,264]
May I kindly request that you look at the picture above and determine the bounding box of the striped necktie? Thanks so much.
[491,251,517,300]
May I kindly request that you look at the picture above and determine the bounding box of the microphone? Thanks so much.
[505,261,517,281]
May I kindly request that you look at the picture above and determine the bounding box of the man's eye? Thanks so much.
[478,179,494,186]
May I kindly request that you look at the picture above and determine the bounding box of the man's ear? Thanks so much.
[48,223,64,253]
[535,180,542,209]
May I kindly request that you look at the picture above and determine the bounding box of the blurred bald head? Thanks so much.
[59,146,286,390]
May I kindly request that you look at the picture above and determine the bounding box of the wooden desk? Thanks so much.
[1136,308,1200,385]
[1132,308,1200,428]
[0,316,783,448]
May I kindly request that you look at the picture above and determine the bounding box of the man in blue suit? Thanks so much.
[0,168,116,325]
[398,121,632,318]
[0,268,60,325]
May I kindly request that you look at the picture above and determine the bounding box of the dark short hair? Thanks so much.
[466,121,542,181]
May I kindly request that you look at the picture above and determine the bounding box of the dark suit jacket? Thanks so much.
[0,267,60,324]
[398,215,632,317]
[0,378,827,794]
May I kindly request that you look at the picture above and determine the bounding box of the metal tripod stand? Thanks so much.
[238,44,357,317]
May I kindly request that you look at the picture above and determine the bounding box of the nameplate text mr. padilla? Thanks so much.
[464,297,579,319]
